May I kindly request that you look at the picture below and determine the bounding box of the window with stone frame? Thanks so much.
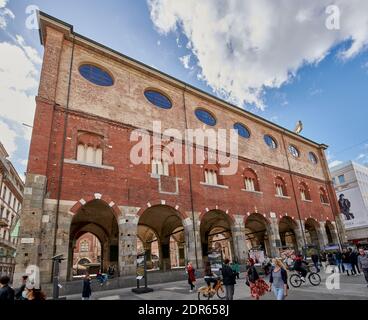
[151,159,169,176]
[76,132,104,166]
[319,187,329,204]
[80,240,89,252]
[299,182,311,201]
[275,177,287,196]
[204,169,218,185]
[243,169,260,192]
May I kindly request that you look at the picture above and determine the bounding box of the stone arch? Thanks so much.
[200,209,235,264]
[137,205,186,271]
[244,213,274,257]
[278,216,300,251]
[67,199,120,280]
[325,220,338,244]
[304,218,322,249]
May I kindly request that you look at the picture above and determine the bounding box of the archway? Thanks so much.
[278,217,299,252]
[72,232,101,277]
[305,218,321,249]
[138,205,185,271]
[68,200,119,280]
[200,210,234,264]
[244,213,272,258]
[325,221,338,245]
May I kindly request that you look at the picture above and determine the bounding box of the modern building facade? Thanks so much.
[0,142,24,281]
[14,12,345,287]
[330,161,368,245]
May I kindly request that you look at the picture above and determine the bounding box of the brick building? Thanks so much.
[0,142,24,281]
[15,12,346,287]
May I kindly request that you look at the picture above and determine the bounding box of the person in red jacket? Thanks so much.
[186,261,196,293]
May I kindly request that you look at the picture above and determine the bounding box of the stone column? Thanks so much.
[183,211,203,269]
[118,206,140,277]
[14,174,48,284]
[294,220,307,253]
[230,215,248,264]
[268,217,282,257]
[318,222,329,249]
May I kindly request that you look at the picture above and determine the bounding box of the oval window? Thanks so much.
[234,123,250,139]
[264,135,277,149]
[79,64,114,86]
[144,90,172,109]
[288,145,300,158]
[195,109,217,126]
[309,152,318,164]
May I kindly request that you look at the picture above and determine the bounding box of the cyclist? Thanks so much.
[204,262,219,291]
[293,254,308,282]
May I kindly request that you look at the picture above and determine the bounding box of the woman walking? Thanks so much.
[342,249,353,276]
[82,273,92,300]
[245,258,269,300]
[269,258,288,300]
[186,261,196,293]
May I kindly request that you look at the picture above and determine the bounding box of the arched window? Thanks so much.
[151,159,169,176]
[299,182,311,201]
[205,169,218,185]
[76,132,104,166]
[309,152,318,165]
[320,188,329,204]
[80,240,89,252]
[275,177,287,197]
[243,169,260,192]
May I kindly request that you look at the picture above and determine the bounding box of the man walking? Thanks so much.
[221,259,236,300]
[311,252,320,273]
[0,276,15,301]
[358,248,368,287]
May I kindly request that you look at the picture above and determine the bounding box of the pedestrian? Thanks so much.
[349,248,360,276]
[204,261,218,291]
[342,249,353,276]
[186,261,196,293]
[269,258,288,300]
[0,276,15,302]
[221,258,236,300]
[335,250,343,273]
[327,252,336,272]
[231,259,240,279]
[15,275,29,300]
[82,273,92,300]
[357,248,368,287]
[245,258,269,300]
[26,285,46,300]
[320,251,327,271]
[311,252,320,273]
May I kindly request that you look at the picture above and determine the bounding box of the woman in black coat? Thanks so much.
[82,273,92,300]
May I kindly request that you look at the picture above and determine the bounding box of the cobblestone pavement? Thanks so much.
[65,271,368,300]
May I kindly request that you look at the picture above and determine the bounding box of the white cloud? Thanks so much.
[179,54,192,70]
[15,35,42,65]
[0,0,14,29]
[0,120,17,157]
[329,160,343,168]
[148,0,368,109]
[356,154,366,160]
[0,41,40,127]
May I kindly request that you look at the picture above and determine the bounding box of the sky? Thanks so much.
[1,0,368,181]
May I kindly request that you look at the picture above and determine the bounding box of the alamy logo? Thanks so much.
[25,5,39,30]
[130,121,239,175]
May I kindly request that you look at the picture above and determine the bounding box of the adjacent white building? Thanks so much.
[330,161,368,245]
[0,142,24,281]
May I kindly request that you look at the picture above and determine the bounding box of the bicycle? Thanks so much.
[197,277,226,300]
[289,268,321,288]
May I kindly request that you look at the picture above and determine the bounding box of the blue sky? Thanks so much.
[1,0,368,180]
